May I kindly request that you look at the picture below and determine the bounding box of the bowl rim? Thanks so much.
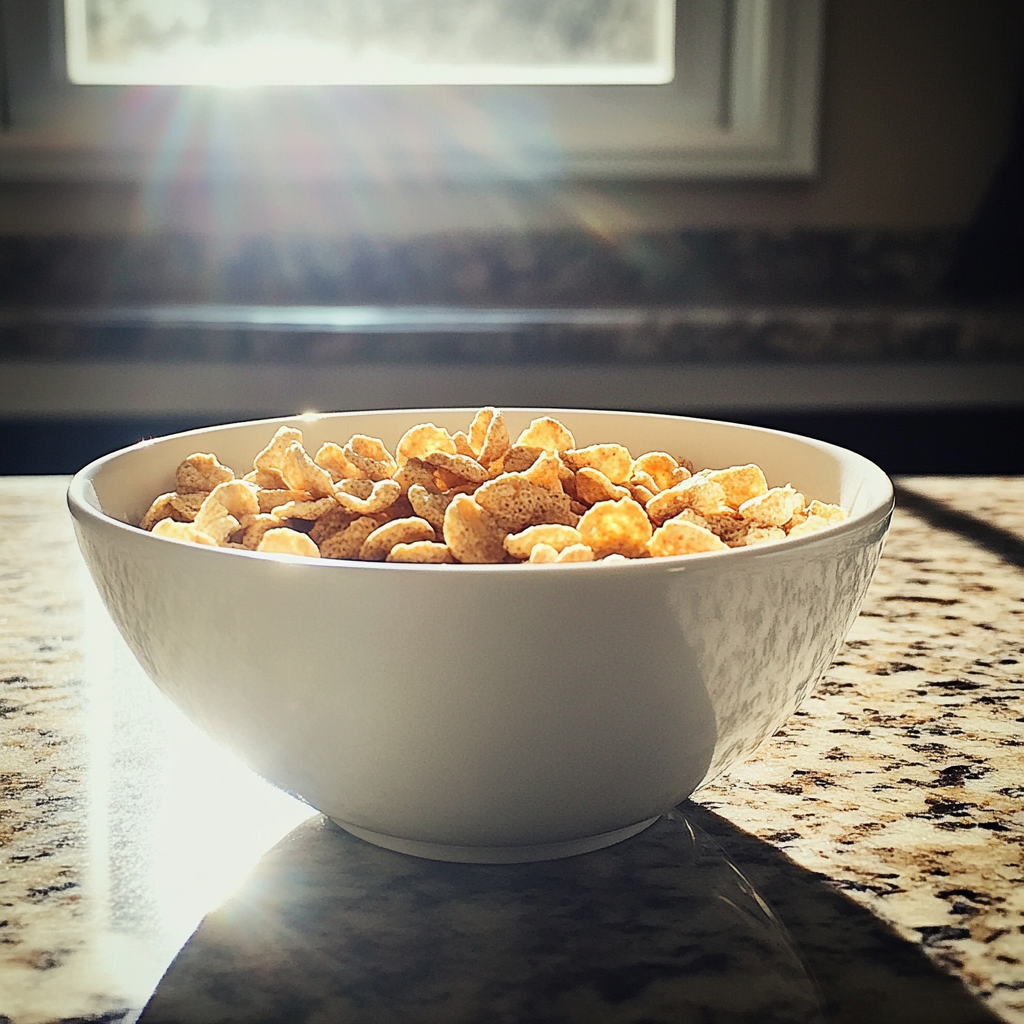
[67,406,895,575]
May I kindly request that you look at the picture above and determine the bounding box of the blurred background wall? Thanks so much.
[0,0,1022,475]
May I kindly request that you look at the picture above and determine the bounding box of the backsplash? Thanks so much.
[0,229,965,306]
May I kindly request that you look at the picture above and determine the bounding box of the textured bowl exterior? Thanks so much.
[69,409,892,851]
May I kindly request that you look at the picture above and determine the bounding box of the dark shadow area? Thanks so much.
[892,482,1024,568]
[4,408,1022,477]
[138,807,998,1024]
[682,804,999,1024]
[142,810,824,1024]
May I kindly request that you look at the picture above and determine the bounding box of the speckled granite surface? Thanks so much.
[1,476,1021,1023]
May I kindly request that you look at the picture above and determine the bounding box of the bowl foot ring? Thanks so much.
[329,815,660,863]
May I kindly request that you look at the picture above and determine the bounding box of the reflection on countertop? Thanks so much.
[0,476,1022,1023]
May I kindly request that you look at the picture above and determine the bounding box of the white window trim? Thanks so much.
[0,0,823,182]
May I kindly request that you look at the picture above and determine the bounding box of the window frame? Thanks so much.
[0,0,823,182]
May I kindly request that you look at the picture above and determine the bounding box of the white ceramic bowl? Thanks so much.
[69,408,892,863]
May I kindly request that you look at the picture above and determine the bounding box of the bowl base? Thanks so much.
[329,816,661,863]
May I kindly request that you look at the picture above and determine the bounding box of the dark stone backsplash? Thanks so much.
[1,228,1021,365]
[0,229,966,306]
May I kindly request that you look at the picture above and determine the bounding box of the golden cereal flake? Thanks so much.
[423,450,490,483]
[271,496,339,521]
[396,423,456,466]
[314,441,363,481]
[359,517,436,561]
[256,528,320,558]
[499,445,545,474]
[393,458,441,495]
[139,493,183,530]
[408,484,456,533]
[739,485,804,528]
[476,408,511,466]
[807,499,848,524]
[647,519,728,558]
[451,430,476,457]
[318,517,380,560]
[514,417,575,453]
[443,494,509,564]
[787,515,834,538]
[504,524,583,559]
[575,467,630,505]
[254,426,304,476]
[577,497,652,559]
[561,444,633,485]
[280,442,335,498]
[704,464,768,509]
[555,543,594,563]
[473,473,576,532]
[632,452,689,492]
[152,518,218,545]
[342,435,398,481]
[309,505,359,544]
[238,513,287,550]
[528,543,559,563]
[175,453,235,494]
[333,478,401,515]
[646,477,729,524]
[386,541,453,564]
[257,488,309,514]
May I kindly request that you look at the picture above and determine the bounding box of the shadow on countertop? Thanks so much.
[138,808,999,1024]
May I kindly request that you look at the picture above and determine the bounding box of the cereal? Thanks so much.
[343,435,397,481]
[333,478,401,515]
[359,517,435,562]
[704,464,768,508]
[386,541,453,564]
[175,453,235,494]
[257,488,308,514]
[256,528,320,558]
[318,517,379,560]
[423,450,490,484]
[138,409,848,564]
[280,442,335,498]
[739,485,804,528]
[555,543,594,563]
[474,473,575,532]
[500,446,545,474]
[514,417,575,453]
[309,505,359,545]
[396,423,456,466]
[561,444,633,485]
[522,451,566,494]
[254,426,304,476]
[393,457,441,495]
[648,519,727,558]
[139,493,186,530]
[504,524,583,559]
[443,494,508,564]
[408,484,456,533]
[152,519,219,545]
[577,497,652,559]
[270,496,338,521]
[528,543,558,563]
[646,477,729,525]
[237,513,286,550]
[632,452,688,492]
[575,467,630,505]
[314,442,362,481]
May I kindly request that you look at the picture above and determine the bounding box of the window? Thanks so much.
[0,0,822,180]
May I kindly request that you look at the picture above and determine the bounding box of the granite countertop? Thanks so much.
[1,475,1022,1024]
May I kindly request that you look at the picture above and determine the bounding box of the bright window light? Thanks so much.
[65,0,675,86]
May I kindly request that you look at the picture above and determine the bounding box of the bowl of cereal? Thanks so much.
[68,408,892,863]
